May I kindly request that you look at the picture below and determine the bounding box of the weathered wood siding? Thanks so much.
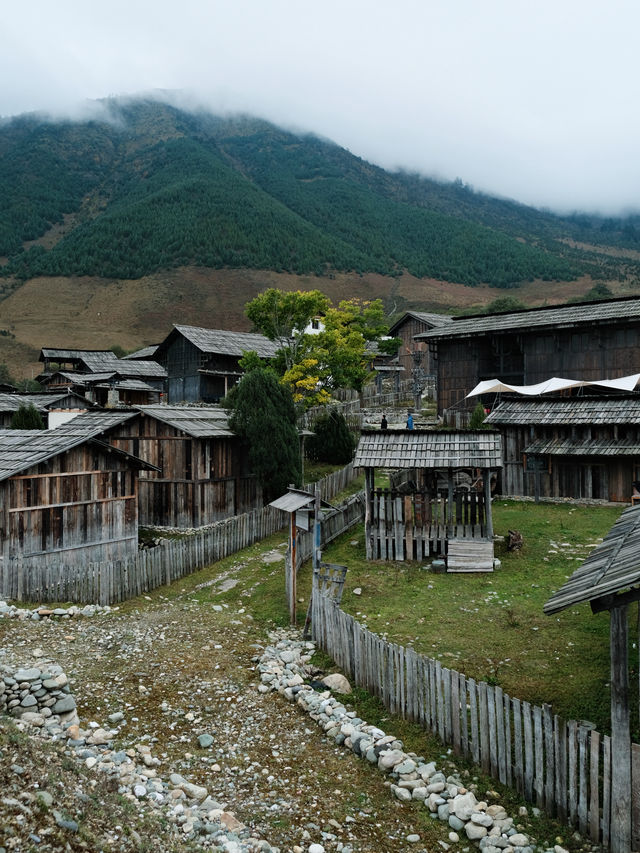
[437,324,640,414]
[394,316,439,378]
[0,445,138,569]
[499,425,638,503]
[108,416,261,528]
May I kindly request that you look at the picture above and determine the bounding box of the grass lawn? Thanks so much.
[311,499,634,738]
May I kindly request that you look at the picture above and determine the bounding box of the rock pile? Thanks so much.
[0,600,112,619]
[1,662,80,733]
[258,630,574,853]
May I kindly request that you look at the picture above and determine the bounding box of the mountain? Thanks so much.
[0,97,639,379]
[2,97,637,290]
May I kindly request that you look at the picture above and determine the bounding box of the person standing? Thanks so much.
[406,411,414,430]
[381,413,388,430]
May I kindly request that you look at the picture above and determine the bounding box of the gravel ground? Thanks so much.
[0,596,451,853]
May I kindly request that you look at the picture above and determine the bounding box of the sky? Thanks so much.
[2,0,639,215]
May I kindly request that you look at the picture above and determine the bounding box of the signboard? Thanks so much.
[295,509,311,531]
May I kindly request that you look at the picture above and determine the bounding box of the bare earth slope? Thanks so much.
[0,268,613,380]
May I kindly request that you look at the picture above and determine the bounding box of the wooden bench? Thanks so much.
[446,539,494,572]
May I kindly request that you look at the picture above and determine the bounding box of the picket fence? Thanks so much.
[311,590,640,851]
[0,465,363,607]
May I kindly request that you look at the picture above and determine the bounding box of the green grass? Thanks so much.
[313,500,629,736]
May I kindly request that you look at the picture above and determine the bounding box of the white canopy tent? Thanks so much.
[466,373,640,398]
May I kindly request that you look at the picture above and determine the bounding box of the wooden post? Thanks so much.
[610,604,631,853]
[365,467,375,559]
[303,486,322,639]
[288,512,297,626]
[483,468,493,541]
[447,468,454,537]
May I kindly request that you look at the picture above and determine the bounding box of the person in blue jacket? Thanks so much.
[406,411,414,430]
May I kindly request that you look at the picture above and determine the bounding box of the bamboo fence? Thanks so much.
[311,590,640,851]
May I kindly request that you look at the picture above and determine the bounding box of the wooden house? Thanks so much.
[0,391,92,428]
[154,325,279,403]
[38,348,167,399]
[485,396,640,502]
[353,429,502,569]
[388,310,453,380]
[69,405,263,529]
[416,297,640,416]
[0,421,155,573]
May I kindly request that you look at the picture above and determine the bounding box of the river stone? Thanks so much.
[378,749,406,770]
[20,694,38,708]
[508,833,530,847]
[179,781,208,801]
[465,822,488,841]
[452,790,478,820]
[52,695,76,714]
[14,668,42,682]
[321,674,352,694]
[198,733,214,748]
[471,811,493,826]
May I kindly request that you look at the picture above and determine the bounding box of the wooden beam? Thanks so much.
[591,585,640,614]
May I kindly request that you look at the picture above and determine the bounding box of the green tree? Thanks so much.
[10,403,45,429]
[306,408,355,464]
[227,367,301,502]
[469,402,488,429]
[246,288,330,371]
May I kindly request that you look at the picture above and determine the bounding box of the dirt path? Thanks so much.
[0,592,446,852]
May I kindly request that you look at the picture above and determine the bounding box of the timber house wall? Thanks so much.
[0,444,139,569]
[106,415,261,528]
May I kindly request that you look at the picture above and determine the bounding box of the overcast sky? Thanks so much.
[2,0,638,215]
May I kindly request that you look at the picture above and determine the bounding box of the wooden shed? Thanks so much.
[0,422,154,573]
[545,504,640,853]
[353,429,502,567]
[155,325,279,404]
[70,406,263,529]
[485,396,640,502]
[416,297,640,416]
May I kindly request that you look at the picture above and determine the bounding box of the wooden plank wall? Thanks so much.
[0,466,363,607]
[311,591,632,851]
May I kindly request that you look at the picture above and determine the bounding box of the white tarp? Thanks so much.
[466,373,640,398]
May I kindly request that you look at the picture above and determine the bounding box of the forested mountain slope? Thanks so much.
[1,97,636,291]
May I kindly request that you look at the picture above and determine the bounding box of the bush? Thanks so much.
[468,401,487,429]
[306,408,355,464]
[10,403,45,429]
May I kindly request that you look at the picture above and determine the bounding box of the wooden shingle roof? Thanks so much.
[170,325,279,359]
[0,413,151,482]
[486,397,640,426]
[415,297,640,342]
[524,437,640,456]
[0,392,90,413]
[389,311,454,335]
[137,405,234,438]
[353,430,503,469]
[544,504,640,614]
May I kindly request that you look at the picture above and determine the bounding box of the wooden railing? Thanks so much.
[311,590,637,851]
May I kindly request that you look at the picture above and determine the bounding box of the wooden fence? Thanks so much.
[0,466,364,607]
[311,591,639,851]
[303,462,359,503]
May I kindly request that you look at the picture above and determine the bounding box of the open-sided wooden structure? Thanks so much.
[353,430,502,567]
[545,504,640,853]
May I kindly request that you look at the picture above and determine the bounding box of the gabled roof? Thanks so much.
[39,349,166,379]
[161,325,279,359]
[122,345,159,360]
[0,414,154,482]
[544,504,640,614]
[353,430,503,469]
[486,397,640,426]
[389,311,454,335]
[0,392,91,413]
[136,405,234,437]
[415,297,640,342]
